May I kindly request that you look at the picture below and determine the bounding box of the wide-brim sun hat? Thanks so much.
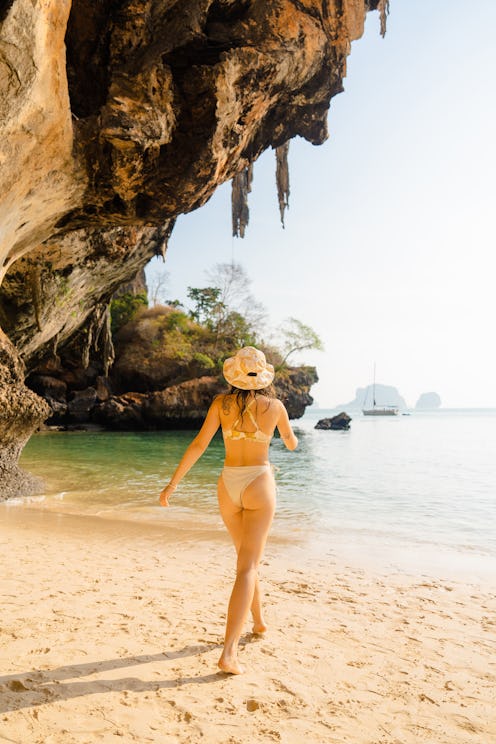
[223,346,275,390]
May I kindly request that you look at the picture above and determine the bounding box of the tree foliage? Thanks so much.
[187,286,223,328]
[206,262,267,333]
[278,317,324,367]
[110,292,148,334]
[114,263,322,383]
[147,266,170,307]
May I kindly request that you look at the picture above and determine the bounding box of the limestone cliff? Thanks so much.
[0,0,388,497]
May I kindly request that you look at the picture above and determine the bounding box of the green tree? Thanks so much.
[110,292,148,334]
[219,310,257,349]
[278,317,323,367]
[187,286,224,329]
[206,262,267,335]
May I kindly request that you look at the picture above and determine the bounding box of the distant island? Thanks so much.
[337,384,407,411]
[333,386,442,412]
[415,392,442,409]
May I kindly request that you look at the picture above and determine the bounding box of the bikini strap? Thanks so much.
[244,402,259,432]
[232,398,258,432]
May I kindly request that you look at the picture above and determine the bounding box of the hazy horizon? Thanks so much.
[146,0,496,409]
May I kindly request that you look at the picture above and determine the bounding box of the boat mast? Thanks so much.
[372,362,376,408]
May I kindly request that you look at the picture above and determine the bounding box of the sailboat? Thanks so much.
[362,364,399,416]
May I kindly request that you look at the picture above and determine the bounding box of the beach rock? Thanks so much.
[95,376,112,402]
[315,412,352,430]
[415,392,442,409]
[27,375,67,403]
[67,387,98,422]
[0,0,388,495]
[44,398,69,423]
[94,394,147,430]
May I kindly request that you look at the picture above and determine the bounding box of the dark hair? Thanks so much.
[228,384,275,419]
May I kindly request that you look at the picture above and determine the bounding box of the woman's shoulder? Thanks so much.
[258,395,284,413]
[213,393,234,412]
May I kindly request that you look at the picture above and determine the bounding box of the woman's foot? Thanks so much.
[218,653,244,675]
[252,621,267,635]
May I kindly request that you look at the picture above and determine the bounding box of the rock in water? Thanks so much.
[315,412,351,430]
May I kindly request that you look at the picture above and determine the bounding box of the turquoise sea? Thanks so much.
[12,408,496,583]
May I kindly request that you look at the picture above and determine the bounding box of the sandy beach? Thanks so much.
[1,505,495,744]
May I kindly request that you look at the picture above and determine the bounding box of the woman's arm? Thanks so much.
[276,401,298,451]
[159,398,221,506]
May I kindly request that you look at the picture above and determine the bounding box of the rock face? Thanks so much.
[34,366,317,431]
[96,377,224,430]
[273,367,318,420]
[96,366,317,430]
[0,0,387,496]
[415,392,441,410]
[0,330,50,500]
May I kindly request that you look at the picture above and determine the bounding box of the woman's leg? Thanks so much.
[217,478,267,632]
[217,472,276,674]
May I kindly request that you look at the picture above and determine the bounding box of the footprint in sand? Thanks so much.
[7,680,30,691]
[246,698,263,712]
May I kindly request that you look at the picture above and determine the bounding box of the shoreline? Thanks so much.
[2,506,495,743]
[4,498,496,588]
[15,411,496,591]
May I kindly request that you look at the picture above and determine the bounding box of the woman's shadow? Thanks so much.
[0,641,228,713]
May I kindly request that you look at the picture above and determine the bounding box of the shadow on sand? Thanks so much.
[0,641,235,713]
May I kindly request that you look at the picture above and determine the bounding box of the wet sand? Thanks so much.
[1,505,495,743]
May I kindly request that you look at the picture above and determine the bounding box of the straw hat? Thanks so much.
[223,346,275,390]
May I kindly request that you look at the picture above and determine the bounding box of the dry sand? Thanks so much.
[1,505,495,744]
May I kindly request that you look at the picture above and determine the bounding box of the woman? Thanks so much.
[159,346,298,674]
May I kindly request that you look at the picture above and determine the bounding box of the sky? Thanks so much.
[146,0,496,409]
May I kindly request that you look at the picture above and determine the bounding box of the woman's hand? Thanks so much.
[159,483,176,507]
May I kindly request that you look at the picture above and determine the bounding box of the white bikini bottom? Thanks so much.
[221,464,273,508]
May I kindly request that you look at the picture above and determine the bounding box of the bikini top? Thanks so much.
[222,400,272,443]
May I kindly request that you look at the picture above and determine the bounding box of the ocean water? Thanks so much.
[12,409,496,581]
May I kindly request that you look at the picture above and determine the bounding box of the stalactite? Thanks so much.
[231,165,253,238]
[81,302,115,376]
[275,141,290,228]
[99,305,115,378]
[378,0,390,38]
[81,320,94,370]
[29,266,43,332]
[51,332,60,363]
[155,218,176,261]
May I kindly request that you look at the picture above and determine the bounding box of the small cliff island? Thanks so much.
[0,0,389,497]
[415,392,442,410]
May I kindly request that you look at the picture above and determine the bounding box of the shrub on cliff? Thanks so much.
[111,306,215,392]
[110,292,148,334]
